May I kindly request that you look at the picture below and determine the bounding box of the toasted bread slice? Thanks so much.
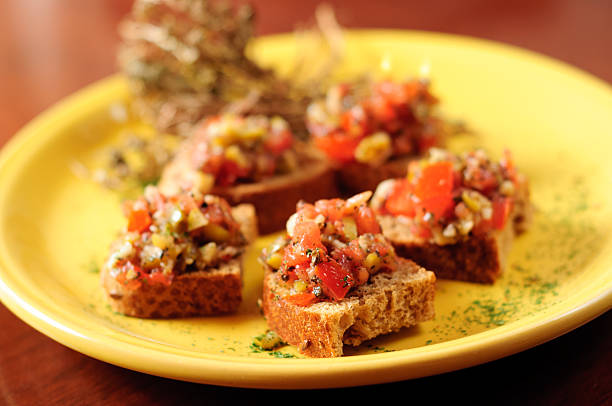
[336,156,412,196]
[262,259,436,358]
[159,151,338,235]
[101,204,257,318]
[378,215,515,284]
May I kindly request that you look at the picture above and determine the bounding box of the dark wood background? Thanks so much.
[0,1,610,404]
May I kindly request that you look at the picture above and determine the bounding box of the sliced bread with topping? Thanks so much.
[260,192,436,357]
[101,187,257,318]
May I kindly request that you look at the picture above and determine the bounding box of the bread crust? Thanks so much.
[262,259,436,358]
[336,156,412,196]
[101,204,257,318]
[212,157,338,234]
[378,215,515,284]
[159,151,338,235]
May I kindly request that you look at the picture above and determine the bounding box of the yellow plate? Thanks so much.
[0,30,611,389]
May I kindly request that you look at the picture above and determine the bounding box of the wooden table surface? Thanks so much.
[0,1,610,404]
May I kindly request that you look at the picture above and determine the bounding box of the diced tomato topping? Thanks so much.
[215,160,250,187]
[384,179,417,217]
[285,293,318,306]
[355,205,381,234]
[415,161,454,200]
[492,197,512,230]
[468,169,498,193]
[313,131,362,163]
[414,161,455,219]
[282,246,310,269]
[294,221,325,250]
[314,261,353,300]
[314,198,346,223]
[146,271,172,286]
[368,95,397,123]
[264,130,293,155]
[418,195,455,220]
[340,107,369,138]
[126,206,152,233]
[410,222,433,239]
[115,263,144,290]
[340,240,366,263]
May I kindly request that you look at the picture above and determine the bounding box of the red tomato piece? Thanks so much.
[417,195,455,220]
[147,271,172,286]
[415,161,454,200]
[355,205,381,234]
[282,246,310,269]
[216,160,248,187]
[264,129,293,155]
[338,240,366,263]
[410,222,433,239]
[468,169,498,193]
[294,220,324,250]
[313,131,362,163]
[314,261,353,300]
[384,179,417,217]
[115,263,144,290]
[492,197,512,230]
[414,161,455,219]
[340,107,368,138]
[126,207,152,233]
[285,293,318,306]
[368,95,397,123]
[315,198,345,223]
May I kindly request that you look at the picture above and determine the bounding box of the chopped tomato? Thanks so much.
[413,161,455,219]
[368,95,397,123]
[294,221,324,250]
[215,160,250,187]
[314,261,353,300]
[285,293,318,306]
[468,168,498,193]
[264,129,293,155]
[314,198,346,223]
[415,161,454,200]
[115,263,144,290]
[492,197,512,230]
[340,107,369,138]
[313,131,362,163]
[147,271,172,286]
[126,206,152,233]
[338,240,366,263]
[296,202,317,219]
[417,195,455,220]
[374,80,420,105]
[410,222,433,239]
[384,179,417,217]
[355,205,381,234]
[282,246,310,269]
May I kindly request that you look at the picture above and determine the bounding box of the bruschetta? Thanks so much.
[101,186,257,317]
[371,148,531,283]
[260,192,436,357]
[158,114,338,234]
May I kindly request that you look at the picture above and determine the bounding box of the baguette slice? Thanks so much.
[378,215,515,284]
[101,204,257,318]
[262,259,436,358]
[159,150,338,235]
